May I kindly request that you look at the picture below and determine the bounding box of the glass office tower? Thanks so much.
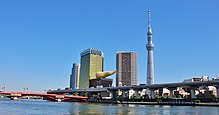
[79,48,104,88]
[70,63,80,89]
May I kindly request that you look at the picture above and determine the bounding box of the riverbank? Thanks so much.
[120,101,219,106]
[88,100,219,107]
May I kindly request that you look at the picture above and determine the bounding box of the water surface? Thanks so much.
[0,98,219,115]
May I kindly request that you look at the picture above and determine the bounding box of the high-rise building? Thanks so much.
[116,52,137,86]
[146,9,155,85]
[70,63,80,89]
[79,48,104,88]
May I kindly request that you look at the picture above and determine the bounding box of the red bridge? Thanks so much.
[0,92,88,102]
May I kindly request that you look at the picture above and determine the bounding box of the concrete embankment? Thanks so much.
[119,101,219,106]
[88,100,219,107]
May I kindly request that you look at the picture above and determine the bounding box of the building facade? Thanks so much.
[79,48,104,88]
[116,52,137,86]
[70,63,80,89]
[89,78,113,88]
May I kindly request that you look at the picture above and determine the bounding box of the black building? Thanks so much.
[89,78,113,88]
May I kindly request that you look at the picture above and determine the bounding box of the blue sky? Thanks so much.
[0,0,218,92]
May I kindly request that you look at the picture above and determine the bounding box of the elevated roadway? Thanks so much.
[47,87,108,94]
[108,81,219,91]
[47,81,219,99]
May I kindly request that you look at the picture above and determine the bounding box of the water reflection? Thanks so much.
[117,109,137,115]
[116,105,138,115]
[67,103,219,115]
[1,99,219,115]
[68,103,140,115]
[69,103,104,115]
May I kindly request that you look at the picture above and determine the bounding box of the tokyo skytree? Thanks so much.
[146,9,154,85]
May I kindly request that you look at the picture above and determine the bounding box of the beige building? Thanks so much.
[116,52,137,86]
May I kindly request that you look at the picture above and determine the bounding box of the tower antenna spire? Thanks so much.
[148,9,151,28]
[148,9,152,36]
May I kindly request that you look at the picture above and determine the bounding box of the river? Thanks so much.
[0,98,219,115]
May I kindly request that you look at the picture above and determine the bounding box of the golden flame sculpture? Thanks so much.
[96,71,116,79]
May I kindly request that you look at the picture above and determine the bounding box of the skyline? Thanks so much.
[0,0,219,92]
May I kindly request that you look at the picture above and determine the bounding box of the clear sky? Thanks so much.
[0,0,218,92]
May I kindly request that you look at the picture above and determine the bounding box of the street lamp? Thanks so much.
[2,87,6,92]
[23,88,29,93]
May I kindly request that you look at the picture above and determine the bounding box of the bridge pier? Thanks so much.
[56,98,62,102]
[158,88,163,97]
[128,89,135,99]
[110,91,117,100]
[10,96,19,100]
[217,88,219,98]
[147,89,155,99]
[168,88,175,99]
[122,91,126,98]
[122,90,130,98]
[151,90,155,99]
[214,86,219,98]
[134,90,139,98]
[54,95,64,102]
[190,87,197,99]
[8,93,22,100]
